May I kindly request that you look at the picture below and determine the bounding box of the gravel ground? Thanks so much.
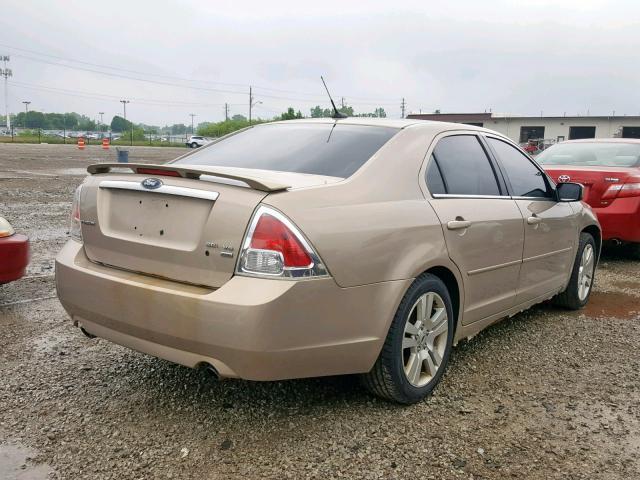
[1,144,639,480]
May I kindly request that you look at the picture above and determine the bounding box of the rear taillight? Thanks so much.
[237,205,329,279]
[69,185,83,242]
[602,176,640,199]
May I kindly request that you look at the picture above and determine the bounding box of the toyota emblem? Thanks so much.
[558,175,571,183]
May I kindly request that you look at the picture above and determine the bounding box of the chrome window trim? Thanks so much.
[433,194,559,201]
[432,193,510,200]
[511,196,556,201]
[99,180,220,201]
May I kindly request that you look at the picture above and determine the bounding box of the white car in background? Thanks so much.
[186,135,210,148]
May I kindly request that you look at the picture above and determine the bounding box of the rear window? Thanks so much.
[174,123,398,178]
[537,142,640,167]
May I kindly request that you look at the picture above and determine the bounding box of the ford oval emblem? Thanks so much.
[141,178,163,190]
[558,175,571,183]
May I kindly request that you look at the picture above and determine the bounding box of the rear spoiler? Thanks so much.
[86,163,289,192]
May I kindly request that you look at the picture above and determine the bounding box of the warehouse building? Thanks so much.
[406,112,640,146]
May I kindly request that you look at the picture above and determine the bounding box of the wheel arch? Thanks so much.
[582,224,602,262]
[420,265,462,337]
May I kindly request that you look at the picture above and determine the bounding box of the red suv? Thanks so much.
[537,139,640,257]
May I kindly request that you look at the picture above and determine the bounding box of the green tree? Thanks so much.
[110,115,132,132]
[168,123,187,135]
[231,114,247,122]
[279,107,303,121]
[197,118,266,138]
[310,106,325,118]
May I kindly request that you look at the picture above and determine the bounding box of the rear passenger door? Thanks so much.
[425,133,525,325]
[484,136,577,302]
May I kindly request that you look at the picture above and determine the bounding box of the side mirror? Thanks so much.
[556,182,583,202]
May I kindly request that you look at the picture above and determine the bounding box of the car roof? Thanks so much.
[265,117,505,137]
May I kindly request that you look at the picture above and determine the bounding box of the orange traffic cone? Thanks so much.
[102,138,110,150]
[77,137,85,150]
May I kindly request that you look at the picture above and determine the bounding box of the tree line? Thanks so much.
[8,104,388,139]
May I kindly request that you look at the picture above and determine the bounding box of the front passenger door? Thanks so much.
[426,134,525,325]
[485,136,578,303]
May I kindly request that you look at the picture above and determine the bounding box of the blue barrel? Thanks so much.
[116,148,129,163]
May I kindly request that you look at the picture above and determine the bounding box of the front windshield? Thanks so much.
[537,142,640,167]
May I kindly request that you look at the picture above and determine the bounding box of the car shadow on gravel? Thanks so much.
[82,303,556,414]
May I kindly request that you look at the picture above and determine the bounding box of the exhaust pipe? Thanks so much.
[203,364,220,380]
[80,326,96,339]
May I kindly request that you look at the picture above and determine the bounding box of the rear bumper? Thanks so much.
[593,197,640,242]
[0,234,29,284]
[55,241,409,380]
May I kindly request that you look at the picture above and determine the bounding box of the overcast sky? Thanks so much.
[2,0,639,126]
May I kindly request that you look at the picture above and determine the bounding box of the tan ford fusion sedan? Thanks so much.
[55,119,601,404]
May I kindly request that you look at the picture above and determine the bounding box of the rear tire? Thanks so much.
[190,142,198,148]
[553,232,596,310]
[361,274,454,404]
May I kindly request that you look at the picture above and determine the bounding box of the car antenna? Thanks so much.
[321,76,347,119]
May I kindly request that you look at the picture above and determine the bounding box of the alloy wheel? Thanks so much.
[577,243,595,301]
[402,292,449,387]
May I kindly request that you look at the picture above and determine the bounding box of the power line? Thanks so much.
[7,80,244,108]
[1,43,400,105]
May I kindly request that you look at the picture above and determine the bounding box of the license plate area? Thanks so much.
[97,189,214,250]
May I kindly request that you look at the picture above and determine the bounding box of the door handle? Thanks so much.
[447,220,472,230]
[527,216,542,225]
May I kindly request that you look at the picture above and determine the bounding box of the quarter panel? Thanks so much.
[269,198,448,287]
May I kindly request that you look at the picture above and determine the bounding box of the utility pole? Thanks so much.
[1,56,11,130]
[22,101,31,128]
[98,112,104,132]
[224,103,229,121]
[249,86,253,125]
[120,99,131,145]
[248,87,261,126]
[400,98,406,119]
[341,97,345,108]
[189,113,196,134]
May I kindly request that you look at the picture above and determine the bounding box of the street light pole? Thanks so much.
[1,56,11,130]
[98,111,104,133]
[189,113,196,135]
[22,100,30,128]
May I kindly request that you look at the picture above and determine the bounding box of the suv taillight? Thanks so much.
[237,205,329,279]
[602,176,640,199]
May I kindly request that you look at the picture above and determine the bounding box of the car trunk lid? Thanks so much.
[543,165,638,208]
[79,164,341,288]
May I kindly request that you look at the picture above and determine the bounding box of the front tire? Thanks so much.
[361,274,454,404]
[190,142,198,148]
[553,232,596,310]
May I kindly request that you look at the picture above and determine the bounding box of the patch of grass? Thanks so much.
[0,136,187,148]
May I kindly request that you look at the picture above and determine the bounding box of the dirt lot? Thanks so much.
[1,144,639,480]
